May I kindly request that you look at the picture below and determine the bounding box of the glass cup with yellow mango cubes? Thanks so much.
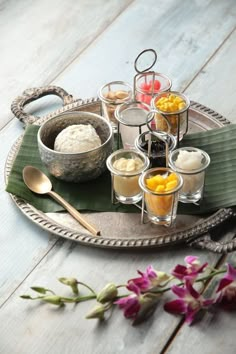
[139,167,183,226]
[151,91,190,144]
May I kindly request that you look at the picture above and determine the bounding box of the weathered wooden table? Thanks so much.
[1,1,236,353]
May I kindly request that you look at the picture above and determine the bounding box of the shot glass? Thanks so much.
[151,91,190,144]
[139,167,183,226]
[106,149,149,204]
[115,101,153,149]
[135,72,172,105]
[168,147,210,204]
[135,131,177,168]
[98,81,132,131]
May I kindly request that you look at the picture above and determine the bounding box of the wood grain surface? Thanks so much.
[1,0,236,353]
[0,0,132,129]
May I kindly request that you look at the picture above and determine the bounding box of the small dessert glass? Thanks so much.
[139,167,183,226]
[98,81,132,131]
[168,147,210,204]
[135,72,172,105]
[135,131,177,168]
[106,149,149,204]
[151,91,190,143]
[115,101,154,149]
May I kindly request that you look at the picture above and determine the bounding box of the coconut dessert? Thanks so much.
[54,124,101,153]
[174,149,203,193]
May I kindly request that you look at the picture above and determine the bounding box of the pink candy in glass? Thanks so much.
[137,79,161,104]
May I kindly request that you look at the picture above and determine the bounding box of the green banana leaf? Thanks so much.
[6,123,236,215]
[5,125,137,213]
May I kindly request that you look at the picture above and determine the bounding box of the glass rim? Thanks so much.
[98,81,133,104]
[114,100,154,127]
[168,147,211,174]
[135,72,172,95]
[134,131,177,157]
[139,167,183,195]
[106,149,150,176]
[151,91,190,115]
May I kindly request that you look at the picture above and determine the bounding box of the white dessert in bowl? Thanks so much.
[54,124,101,153]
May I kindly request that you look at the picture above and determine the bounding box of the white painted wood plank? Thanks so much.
[186,28,236,123]
[0,240,221,354]
[0,0,132,129]
[16,0,236,123]
[50,0,236,107]
[0,119,58,305]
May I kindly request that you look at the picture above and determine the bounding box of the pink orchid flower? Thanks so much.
[216,263,236,309]
[164,279,214,325]
[115,283,160,321]
[171,255,208,281]
[127,265,170,293]
[114,281,141,319]
[115,295,141,319]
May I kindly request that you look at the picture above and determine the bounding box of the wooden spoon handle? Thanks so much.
[48,191,100,236]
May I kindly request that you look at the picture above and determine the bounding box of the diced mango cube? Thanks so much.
[156,94,186,114]
[157,104,164,111]
[174,96,182,104]
[146,178,157,190]
[171,104,179,112]
[158,97,166,104]
[168,94,176,102]
[145,172,178,195]
[166,180,178,191]
[153,175,165,184]
[155,185,165,192]
[167,172,178,182]
[178,102,186,110]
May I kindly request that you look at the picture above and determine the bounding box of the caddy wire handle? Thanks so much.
[133,49,158,100]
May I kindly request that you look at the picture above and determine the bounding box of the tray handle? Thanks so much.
[11,85,75,124]
[188,233,236,253]
[187,207,236,253]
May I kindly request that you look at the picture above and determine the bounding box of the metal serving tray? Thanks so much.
[5,86,236,253]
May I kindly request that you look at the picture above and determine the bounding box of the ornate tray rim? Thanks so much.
[5,98,234,250]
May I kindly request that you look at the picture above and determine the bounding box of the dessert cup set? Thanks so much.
[101,49,210,227]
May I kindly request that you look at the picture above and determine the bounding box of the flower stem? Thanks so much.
[145,268,227,295]
[196,269,226,282]
[116,284,127,288]
[74,294,96,302]
[77,281,96,296]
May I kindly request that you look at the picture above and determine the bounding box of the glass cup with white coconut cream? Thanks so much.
[168,147,210,204]
[106,149,149,204]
